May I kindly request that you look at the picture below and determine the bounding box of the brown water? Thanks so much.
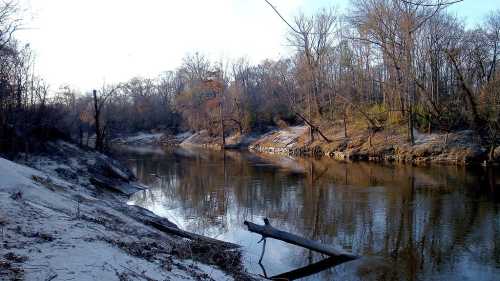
[121,146,500,281]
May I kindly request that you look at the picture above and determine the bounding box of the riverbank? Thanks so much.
[0,141,258,281]
[249,125,499,165]
[112,125,499,165]
[113,132,193,147]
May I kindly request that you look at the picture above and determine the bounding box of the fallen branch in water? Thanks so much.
[123,204,241,249]
[244,218,358,260]
[147,220,240,249]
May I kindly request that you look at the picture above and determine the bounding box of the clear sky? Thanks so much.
[16,0,499,91]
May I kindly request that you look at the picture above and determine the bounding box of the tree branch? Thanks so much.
[397,0,464,7]
[263,0,301,35]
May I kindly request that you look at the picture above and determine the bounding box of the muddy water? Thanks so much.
[121,146,500,281]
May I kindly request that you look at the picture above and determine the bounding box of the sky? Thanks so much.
[16,0,499,91]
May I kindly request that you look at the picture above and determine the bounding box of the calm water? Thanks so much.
[120,146,500,281]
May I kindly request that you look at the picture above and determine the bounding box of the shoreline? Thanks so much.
[116,126,500,166]
[0,141,259,281]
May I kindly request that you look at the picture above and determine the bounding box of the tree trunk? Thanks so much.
[405,31,415,145]
[93,90,103,151]
[219,102,225,149]
[343,108,348,139]
[79,125,83,146]
[446,50,483,130]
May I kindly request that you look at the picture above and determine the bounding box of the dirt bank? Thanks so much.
[113,132,193,147]
[114,125,498,166]
[179,130,259,150]
[249,126,497,166]
[0,141,258,281]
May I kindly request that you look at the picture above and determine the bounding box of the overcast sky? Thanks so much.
[16,0,499,91]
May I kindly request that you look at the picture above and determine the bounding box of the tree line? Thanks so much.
[0,0,499,156]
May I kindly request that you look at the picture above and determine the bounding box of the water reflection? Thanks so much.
[121,146,500,281]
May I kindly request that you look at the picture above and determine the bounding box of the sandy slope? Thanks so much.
[0,142,255,281]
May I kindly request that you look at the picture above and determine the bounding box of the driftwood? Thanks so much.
[295,112,331,143]
[147,220,240,249]
[123,204,240,249]
[90,176,145,196]
[244,218,358,260]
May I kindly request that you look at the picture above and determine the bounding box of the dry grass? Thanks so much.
[101,237,256,281]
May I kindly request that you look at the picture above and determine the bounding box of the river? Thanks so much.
[119,146,500,281]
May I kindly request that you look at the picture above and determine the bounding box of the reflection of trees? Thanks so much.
[124,147,500,280]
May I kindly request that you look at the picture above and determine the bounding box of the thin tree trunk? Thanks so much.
[344,108,348,139]
[219,102,225,149]
[93,90,103,151]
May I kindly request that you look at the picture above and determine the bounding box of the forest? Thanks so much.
[1,1,500,280]
[0,0,499,157]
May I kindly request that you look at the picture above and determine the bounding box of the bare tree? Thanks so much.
[92,84,121,151]
[265,0,337,142]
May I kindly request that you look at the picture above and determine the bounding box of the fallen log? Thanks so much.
[90,176,145,196]
[122,205,240,249]
[244,218,358,260]
[147,220,240,249]
[295,112,331,143]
